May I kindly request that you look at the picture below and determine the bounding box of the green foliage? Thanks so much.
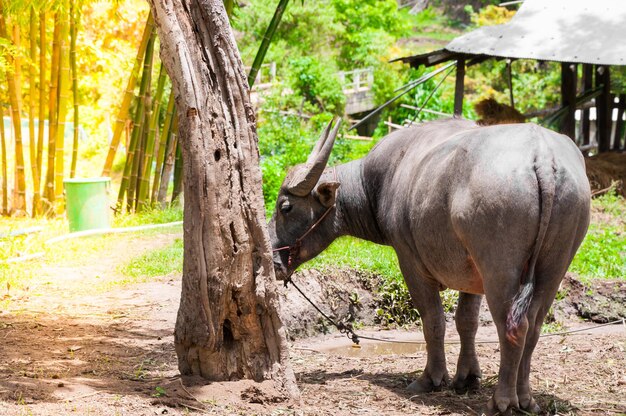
[121,238,183,278]
[467,5,515,27]
[257,103,320,211]
[376,279,420,326]
[233,0,342,67]
[289,56,345,114]
[466,59,561,116]
[612,67,626,93]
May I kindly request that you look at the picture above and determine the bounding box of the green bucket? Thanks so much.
[64,177,111,232]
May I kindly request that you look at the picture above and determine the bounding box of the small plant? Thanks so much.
[152,386,167,398]
[375,279,420,327]
[541,320,565,335]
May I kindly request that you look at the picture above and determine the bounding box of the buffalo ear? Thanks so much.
[316,181,340,208]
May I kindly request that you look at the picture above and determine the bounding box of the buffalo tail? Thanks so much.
[506,135,556,345]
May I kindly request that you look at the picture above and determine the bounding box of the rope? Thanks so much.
[286,277,625,346]
[286,277,360,345]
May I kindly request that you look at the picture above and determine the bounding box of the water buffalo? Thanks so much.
[269,118,590,414]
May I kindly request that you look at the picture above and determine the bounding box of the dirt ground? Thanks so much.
[0,231,625,415]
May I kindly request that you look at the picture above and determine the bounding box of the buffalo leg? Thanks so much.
[515,308,544,414]
[452,292,482,393]
[484,273,528,416]
[399,257,449,393]
[516,271,564,413]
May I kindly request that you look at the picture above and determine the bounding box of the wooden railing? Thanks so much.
[338,68,374,94]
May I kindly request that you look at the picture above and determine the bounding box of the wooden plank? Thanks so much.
[596,66,612,153]
[560,62,577,141]
[454,58,465,117]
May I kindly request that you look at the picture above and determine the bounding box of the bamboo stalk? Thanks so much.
[29,7,39,216]
[69,0,79,178]
[44,13,61,210]
[0,13,27,213]
[0,110,8,215]
[102,13,154,177]
[157,115,178,207]
[121,28,155,212]
[137,64,167,210]
[151,90,175,204]
[54,0,71,212]
[130,101,148,211]
[35,11,46,216]
[248,0,289,87]
[223,0,234,17]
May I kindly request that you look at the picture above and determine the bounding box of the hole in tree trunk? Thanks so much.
[223,319,234,348]
[214,149,221,161]
[229,222,238,253]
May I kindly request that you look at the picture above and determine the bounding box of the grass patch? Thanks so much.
[113,204,183,228]
[304,237,425,326]
[569,192,626,282]
[304,236,402,281]
[569,224,626,281]
[121,238,183,279]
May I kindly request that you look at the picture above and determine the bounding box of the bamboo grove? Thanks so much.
[0,0,288,216]
[103,13,183,213]
[105,0,283,214]
[0,2,182,216]
[0,0,85,216]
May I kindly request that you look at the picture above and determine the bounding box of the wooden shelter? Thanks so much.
[394,0,626,153]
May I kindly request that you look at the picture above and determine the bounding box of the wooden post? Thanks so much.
[560,62,577,141]
[454,57,465,117]
[596,66,612,153]
[506,59,515,109]
[614,94,625,151]
[581,64,593,146]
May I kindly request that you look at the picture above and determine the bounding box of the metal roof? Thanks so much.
[445,0,626,66]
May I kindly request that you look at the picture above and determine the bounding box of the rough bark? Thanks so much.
[147,0,299,398]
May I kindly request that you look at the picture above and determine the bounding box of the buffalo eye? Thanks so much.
[280,202,293,215]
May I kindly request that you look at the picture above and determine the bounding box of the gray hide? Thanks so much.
[269,118,590,415]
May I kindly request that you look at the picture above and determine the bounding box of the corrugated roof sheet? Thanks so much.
[446,0,626,66]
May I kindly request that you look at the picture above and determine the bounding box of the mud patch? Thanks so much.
[556,273,626,323]
[279,268,382,339]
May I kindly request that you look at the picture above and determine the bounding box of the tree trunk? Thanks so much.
[147,0,298,398]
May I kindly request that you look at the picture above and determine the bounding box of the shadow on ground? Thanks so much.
[297,366,578,415]
[0,312,191,409]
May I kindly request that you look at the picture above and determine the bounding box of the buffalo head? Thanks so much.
[268,118,342,279]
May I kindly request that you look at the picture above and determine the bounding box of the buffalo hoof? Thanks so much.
[451,374,481,394]
[407,374,448,394]
[520,396,541,414]
[486,394,522,416]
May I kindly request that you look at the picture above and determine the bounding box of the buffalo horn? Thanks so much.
[287,118,342,196]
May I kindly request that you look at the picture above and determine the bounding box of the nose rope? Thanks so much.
[273,167,338,269]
